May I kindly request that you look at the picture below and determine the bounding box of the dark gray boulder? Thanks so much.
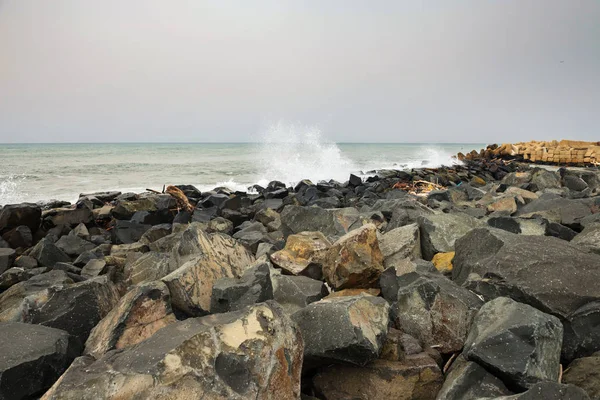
[43,207,93,228]
[0,322,81,400]
[280,205,360,239]
[139,223,172,244]
[0,248,16,274]
[453,228,600,319]
[562,353,600,400]
[497,382,591,400]
[13,255,37,270]
[515,197,591,229]
[111,220,152,244]
[0,267,34,289]
[418,213,485,260]
[211,262,273,314]
[30,238,71,268]
[291,294,389,367]
[1,225,32,249]
[55,234,95,257]
[562,301,600,362]
[0,203,41,234]
[563,175,589,192]
[436,356,513,400]
[463,297,563,390]
[232,222,270,253]
[572,223,600,255]
[271,271,328,314]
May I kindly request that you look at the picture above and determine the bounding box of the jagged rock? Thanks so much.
[30,238,71,268]
[0,248,16,274]
[418,213,484,260]
[378,223,421,267]
[14,255,38,270]
[254,208,281,232]
[85,281,177,358]
[323,224,384,290]
[55,234,95,257]
[453,228,600,320]
[211,262,273,314]
[463,297,563,390]
[487,196,518,214]
[139,223,172,244]
[498,382,591,399]
[562,301,600,363]
[379,328,423,361]
[572,223,600,254]
[436,356,513,400]
[232,222,270,253]
[43,302,303,400]
[0,322,81,400]
[311,354,443,400]
[324,288,379,300]
[0,203,41,234]
[1,225,32,249]
[271,271,328,314]
[111,220,152,244]
[270,231,331,279]
[0,267,33,289]
[564,175,589,192]
[379,261,438,301]
[516,197,591,228]
[43,207,93,228]
[562,353,600,400]
[386,199,435,231]
[80,259,106,279]
[73,243,111,267]
[52,262,82,275]
[292,294,389,366]
[392,272,483,354]
[280,205,360,238]
[148,230,184,253]
[111,195,175,220]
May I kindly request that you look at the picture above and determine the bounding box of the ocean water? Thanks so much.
[0,135,483,205]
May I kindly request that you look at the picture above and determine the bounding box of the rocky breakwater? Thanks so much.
[0,161,599,399]
[458,139,600,166]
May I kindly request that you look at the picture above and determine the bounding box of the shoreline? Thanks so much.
[0,157,599,398]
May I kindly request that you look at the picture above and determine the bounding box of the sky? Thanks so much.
[0,0,598,144]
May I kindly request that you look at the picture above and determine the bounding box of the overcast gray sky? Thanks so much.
[0,0,598,143]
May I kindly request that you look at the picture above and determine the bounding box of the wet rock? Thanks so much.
[453,228,600,320]
[1,225,32,249]
[211,262,273,314]
[30,238,71,268]
[292,294,389,366]
[85,281,177,358]
[0,203,41,234]
[436,356,513,400]
[111,220,152,244]
[323,224,384,290]
[271,271,328,314]
[270,231,331,279]
[0,322,81,400]
[378,223,421,267]
[463,297,563,390]
[418,213,484,260]
[392,272,483,354]
[572,223,600,254]
[43,302,303,400]
[0,248,16,274]
[311,354,443,400]
[192,205,219,223]
[124,251,173,285]
[55,234,95,257]
[280,205,360,238]
[562,353,600,400]
[80,259,106,279]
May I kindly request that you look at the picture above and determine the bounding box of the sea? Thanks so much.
[0,135,484,205]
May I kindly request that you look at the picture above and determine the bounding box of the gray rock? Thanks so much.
[43,207,93,228]
[418,212,485,260]
[55,234,95,257]
[0,322,81,400]
[386,199,435,231]
[139,223,172,244]
[232,221,269,253]
[572,223,600,255]
[0,267,33,289]
[80,259,106,279]
[564,175,589,192]
[392,272,483,354]
[280,205,361,239]
[271,271,328,314]
[378,223,421,267]
[562,353,600,400]
[111,220,152,244]
[531,169,561,191]
[211,262,273,314]
[463,297,563,390]
[292,294,389,366]
[13,255,38,270]
[453,228,600,319]
[30,238,71,268]
[495,382,591,400]
[436,356,513,400]
[124,251,173,285]
[73,243,111,267]
[0,248,16,274]
[516,197,591,228]
[70,223,90,240]
[0,203,41,234]
[562,301,600,363]
[43,302,303,400]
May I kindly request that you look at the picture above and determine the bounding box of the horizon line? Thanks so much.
[0,141,488,145]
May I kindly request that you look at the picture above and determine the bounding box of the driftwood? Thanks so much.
[392,180,446,196]
[165,185,194,213]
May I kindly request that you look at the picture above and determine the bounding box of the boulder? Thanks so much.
[55,234,95,257]
[323,224,384,290]
[463,297,563,390]
[43,302,303,400]
[254,208,281,232]
[496,382,591,399]
[436,356,513,400]
[80,259,106,279]
[487,196,518,215]
[0,322,81,400]
[124,252,174,285]
[572,223,600,255]
[43,207,93,228]
[311,354,443,400]
[211,262,273,314]
[111,220,152,244]
[392,272,483,354]
[139,223,172,244]
[270,231,331,279]
[85,281,177,358]
[0,267,34,289]
[453,228,600,319]
[292,294,389,366]
[385,199,435,231]
[271,271,328,314]
[0,203,41,234]
[516,197,591,229]
[564,175,589,192]
[378,223,421,267]
[13,255,37,270]
[1,225,32,249]
[418,213,484,260]
[562,353,600,400]
[232,222,270,253]
[30,238,71,268]
[280,205,361,239]
[0,248,16,274]
[562,301,600,363]
[379,328,423,361]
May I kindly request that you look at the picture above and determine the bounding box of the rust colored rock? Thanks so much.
[270,231,331,278]
[324,288,380,299]
[85,281,177,358]
[432,251,454,273]
[487,196,518,214]
[323,224,384,290]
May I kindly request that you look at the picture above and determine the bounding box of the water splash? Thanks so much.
[0,174,30,205]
